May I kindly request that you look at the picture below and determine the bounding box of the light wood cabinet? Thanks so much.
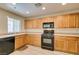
[66,37,77,53]
[75,14,79,28]
[42,17,54,23]
[54,36,65,51]
[24,17,54,29]
[54,13,79,28]
[62,15,69,28]
[24,13,79,29]
[26,35,32,45]
[54,16,63,28]
[32,19,39,29]
[54,35,79,54]
[32,35,41,47]
[24,19,42,29]
[15,34,26,49]
[68,14,76,28]
[77,39,79,53]
[36,19,42,29]
[24,20,33,29]
[26,34,41,47]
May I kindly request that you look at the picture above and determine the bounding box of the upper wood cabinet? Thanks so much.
[68,14,76,28]
[54,16,63,28]
[54,13,79,28]
[24,17,54,29]
[24,20,33,29]
[36,18,43,29]
[24,18,42,29]
[24,13,79,28]
[75,14,79,28]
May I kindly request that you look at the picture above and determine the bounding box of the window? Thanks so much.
[8,17,21,33]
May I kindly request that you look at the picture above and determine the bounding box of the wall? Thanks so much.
[0,8,25,34]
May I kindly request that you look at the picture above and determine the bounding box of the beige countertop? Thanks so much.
[0,32,26,38]
[0,32,79,38]
[25,32,79,37]
[54,33,79,37]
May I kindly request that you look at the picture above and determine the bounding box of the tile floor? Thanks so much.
[10,45,71,55]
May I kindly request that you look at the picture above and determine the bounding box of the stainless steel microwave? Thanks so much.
[43,22,54,28]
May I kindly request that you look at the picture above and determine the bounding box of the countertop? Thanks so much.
[0,32,79,38]
[54,33,79,37]
[0,33,26,38]
[25,32,79,37]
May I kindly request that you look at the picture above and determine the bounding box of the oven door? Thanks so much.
[42,38,53,47]
[43,38,52,44]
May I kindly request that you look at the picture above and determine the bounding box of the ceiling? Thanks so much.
[0,3,79,18]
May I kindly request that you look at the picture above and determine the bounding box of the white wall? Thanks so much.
[0,8,25,34]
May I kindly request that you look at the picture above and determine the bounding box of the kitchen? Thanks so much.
[0,3,79,55]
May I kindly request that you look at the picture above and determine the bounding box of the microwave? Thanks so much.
[43,22,54,28]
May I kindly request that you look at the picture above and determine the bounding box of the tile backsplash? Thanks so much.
[25,28,79,34]
[54,28,79,34]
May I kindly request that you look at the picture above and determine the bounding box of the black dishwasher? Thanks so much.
[0,36,15,55]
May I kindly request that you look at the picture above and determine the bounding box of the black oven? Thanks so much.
[41,30,54,50]
[43,22,54,28]
[0,36,15,55]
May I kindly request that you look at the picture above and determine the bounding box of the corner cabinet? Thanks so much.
[54,35,79,54]
[15,34,26,50]
[26,34,41,47]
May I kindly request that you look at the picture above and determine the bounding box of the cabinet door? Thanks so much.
[32,19,38,29]
[32,35,41,47]
[34,19,42,29]
[66,37,77,53]
[25,20,33,29]
[15,35,26,49]
[68,14,76,28]
[15,36,23,49]
[43,17,54,22]
[54,14,79,28]
[62,15,69,28]
[54,36,65,51]
[77,38,79,53]
[26,35,33,45]
[36,19,42,29]
[26,34,41,47]
[75,14,79,28]
[54,16,63,28]
[22,35,26,45]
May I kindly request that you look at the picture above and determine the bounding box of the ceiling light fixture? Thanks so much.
[12,3,16,5]
[35,3,42,7]
[62,3,67,5]
[26,11,30,14]
[42,7,46,10]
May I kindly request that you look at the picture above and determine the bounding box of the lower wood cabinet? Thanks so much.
[66,37,77,53]
[15,34,26,50]
[32,35,41,47]
[54,36,65,51]
[54,35,79,54]
[26,34,41,47]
